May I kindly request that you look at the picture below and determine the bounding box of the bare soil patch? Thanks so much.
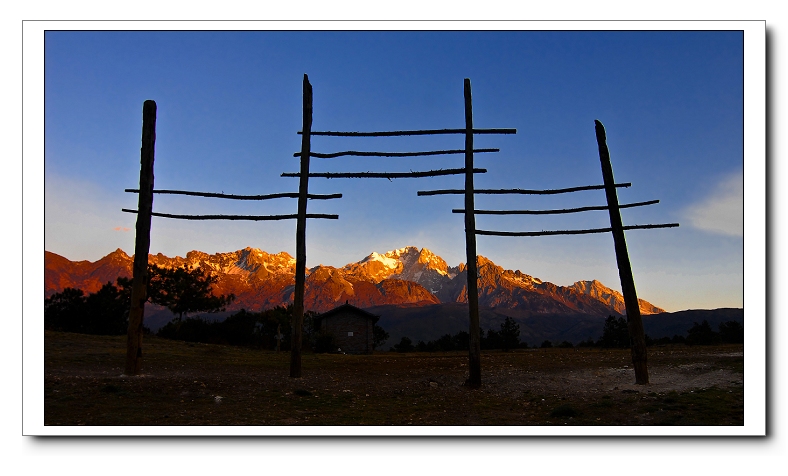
[44,331,743,428]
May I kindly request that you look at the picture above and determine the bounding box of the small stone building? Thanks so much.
[316,302,379,354]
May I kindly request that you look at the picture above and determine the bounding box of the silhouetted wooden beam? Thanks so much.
[125,189,342,200]
[294,148,499,159]
[418,183,632,196]
[282,168,487,179]
[122,209,338,221]
[595,119,653,385]
[463,78,482,390]
[126,99,156,376]
[300,128,517,137]
[453,199,660,215]
[292,74,313,379]
[475,223,679,237]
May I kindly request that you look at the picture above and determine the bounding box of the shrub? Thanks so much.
[393,336,415,353]
[686,320,720,346]
[44,282,129,336]
[598,316,630,348]
[500,317,521,352]
[718,320,744,344]
[577,338,597,348]
[483,329,503,350]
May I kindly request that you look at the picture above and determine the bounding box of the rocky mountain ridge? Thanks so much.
[44,246,665,317]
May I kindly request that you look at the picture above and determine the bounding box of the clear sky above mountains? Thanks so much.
[44,29,744,312]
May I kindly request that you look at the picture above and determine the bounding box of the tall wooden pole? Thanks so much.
[594,120,649,385]
[464,79,482,388]
[291,74,312,378]
[125,100,156,376]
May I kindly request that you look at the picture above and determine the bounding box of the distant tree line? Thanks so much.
[158,305,301,350]
[156,306,390,352]
[45,264,234,336]
[44,266,390,352]
[390,316,524,353]
[571,316,744,349]
[388,315,744,353]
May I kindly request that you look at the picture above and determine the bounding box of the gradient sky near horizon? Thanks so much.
[44,30,744,312]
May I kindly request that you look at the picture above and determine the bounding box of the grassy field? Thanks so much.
[43,330,744,428]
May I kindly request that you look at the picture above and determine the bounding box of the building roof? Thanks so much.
[316,302,380,323]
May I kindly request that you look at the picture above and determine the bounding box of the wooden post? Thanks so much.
[125,100,156,375]
[594,120,649,385]
[464,79,482,389]
[290,74,312,378]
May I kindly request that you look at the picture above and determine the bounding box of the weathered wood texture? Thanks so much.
[464,79,482,389]
[595,119,649,385]
[476,223,679,237]
[291,74,312,379]
[282,168,487,179]
[121,210,338,221]
[296,148,499,158]
[452,199,660,215]
[418,183,631,196]
[125,100,156,376]
[125,189,341,200]
[302,128,516,137]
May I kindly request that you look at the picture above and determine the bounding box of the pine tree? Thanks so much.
[500,317,521,351]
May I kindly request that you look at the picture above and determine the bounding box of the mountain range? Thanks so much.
[44,246,745,345]
[44,246,664,317]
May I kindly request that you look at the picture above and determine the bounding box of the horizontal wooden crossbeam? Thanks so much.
[294,148,499,159]
[300,128,516,137]
[281,168,487,179]
[125,189,342,200]
[453,200,659,215]
[475,223,680,237]
[121,209,339,221]
[418,183,632,196]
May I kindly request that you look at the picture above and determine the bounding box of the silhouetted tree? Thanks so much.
[434,334,455,351]
[44,281,130,335]
[373,324,390,350]
[500,317,521,352]
[483,329,503,350]
[577,337,597,348]
[143,264,235,320]
[452,331,470,350]
[718,320,744,344]
[598,315,629,348]
[686,320,720,346]
[392,336,415,353]
[540,340,553,349]
[156,305,296,350]
[44,287,86,332]
[83,281,131,335]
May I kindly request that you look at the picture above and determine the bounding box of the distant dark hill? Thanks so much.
[366,304,744,349]
[642,308,744,340]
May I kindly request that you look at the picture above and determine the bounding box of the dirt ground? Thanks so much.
[43,331,744,428]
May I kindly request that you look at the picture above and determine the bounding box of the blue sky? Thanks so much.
[44,30,744,312]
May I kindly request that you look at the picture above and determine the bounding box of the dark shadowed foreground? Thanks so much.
[44,331,743,427]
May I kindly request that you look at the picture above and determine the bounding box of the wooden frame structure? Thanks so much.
[124,77,676,387]
[284,78,515,388]
[428,119,679,385]
[122,79,342,376]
